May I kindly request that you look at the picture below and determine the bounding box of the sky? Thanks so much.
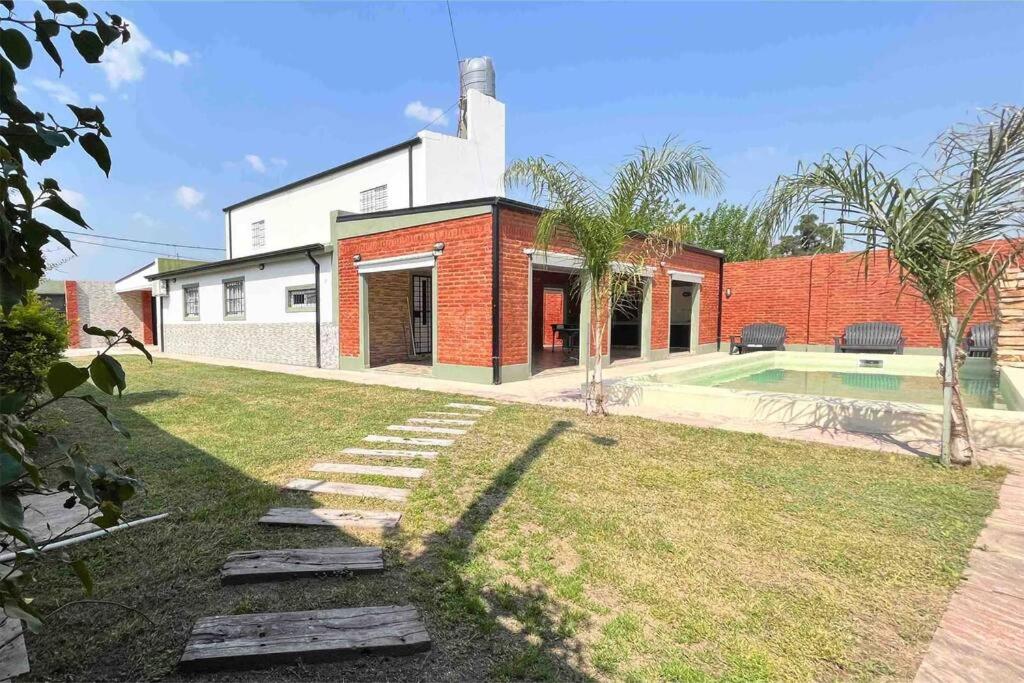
[13,1,1024,280]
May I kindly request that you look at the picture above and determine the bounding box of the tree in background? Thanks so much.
[763,106,1024,466]
[0,292,69,397]
[507,140,722,414]
[772,213,845,257]
[682,202,776,262]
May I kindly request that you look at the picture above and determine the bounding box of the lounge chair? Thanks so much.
[729,323,787,354]
[964,322,995,358]
[834,322,905,355]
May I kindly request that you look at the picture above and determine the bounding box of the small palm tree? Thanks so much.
[506,140,722,414]
[763,106,1024,465]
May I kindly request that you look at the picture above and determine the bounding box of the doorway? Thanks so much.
[410,274,431,356]
[669,280,699,353]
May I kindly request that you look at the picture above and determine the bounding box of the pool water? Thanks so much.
[670,367,1013,410]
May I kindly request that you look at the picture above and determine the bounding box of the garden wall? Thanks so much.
[59,280,154,349]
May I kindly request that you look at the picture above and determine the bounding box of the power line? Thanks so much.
[68,237,193,258]
[58,229,222,252]
[445,0,461,63]
[417,101,459,133]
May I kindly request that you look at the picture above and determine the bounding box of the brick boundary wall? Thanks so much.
[141,290,154,345]
[721,250,997,349]
[65,280,80,348]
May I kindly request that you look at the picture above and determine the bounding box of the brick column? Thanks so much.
[65,280,80,348]
[141,290,154,345]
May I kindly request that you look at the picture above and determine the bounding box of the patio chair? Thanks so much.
[729,323,787,354]
[964,322,995,358]
[834,322,905,354]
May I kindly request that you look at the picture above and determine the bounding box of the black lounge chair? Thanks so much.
[965,322,995,358]
[834,322,905,355]
[729,323,787,354]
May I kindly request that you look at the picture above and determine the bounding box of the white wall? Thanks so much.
[161,252,333,325]
[114,260,157,293]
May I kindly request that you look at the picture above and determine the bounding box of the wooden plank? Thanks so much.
[259,508,401,530]
[408,417,476,426]
[220,547,384,585]
[364,435,454,447]
[387,425,466,436]
[342,447,438,460]
[285,479,410,503]
[312,463,426,479]
[446,402,495,412]
[178,604,430,672]
[422,411,480,418]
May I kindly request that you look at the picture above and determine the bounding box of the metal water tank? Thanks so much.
[459,56,495,99]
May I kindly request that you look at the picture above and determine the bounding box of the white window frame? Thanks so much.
[183,284,200,320]
[251,220,265,248]
[359,185,388,213]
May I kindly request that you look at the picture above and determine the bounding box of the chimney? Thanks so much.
[457,56,495,139]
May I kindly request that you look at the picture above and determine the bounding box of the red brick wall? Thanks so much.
[65,280,80,348]
[339,213,493,367]
[721,250,996,348]
[141,290,154,345]
[541,287,565,347]
[366,270,412,366]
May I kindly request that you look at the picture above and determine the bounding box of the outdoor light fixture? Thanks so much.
[353,254,362,263]
[433,241,446,252]
[258,263,265,270]
[725,288,733,299]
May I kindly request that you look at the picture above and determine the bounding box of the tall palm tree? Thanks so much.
[762,106,1024,465]
[506,140,722,414]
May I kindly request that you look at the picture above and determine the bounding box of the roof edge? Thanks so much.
[148,243,326,280]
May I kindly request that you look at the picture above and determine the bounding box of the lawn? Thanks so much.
[20,357,1002,681]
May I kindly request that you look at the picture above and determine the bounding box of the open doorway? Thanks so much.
[610,280,645,364]
[531,269,581,375]
[364,268,433,375]
[670,281,696,352]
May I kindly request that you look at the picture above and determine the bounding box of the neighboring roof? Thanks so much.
[147,243,326,280]
[35,279,66,295]
[335,196,725,260]
[222,138,422,212]
[116,258,210,284]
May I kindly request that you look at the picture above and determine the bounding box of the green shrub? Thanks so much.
[0,292,70,398]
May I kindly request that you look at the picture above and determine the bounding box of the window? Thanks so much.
[251,220,265,248]
[359,185,388,212]
[183,284,200,320]
[286,286,317,312]
[223,278,245,319]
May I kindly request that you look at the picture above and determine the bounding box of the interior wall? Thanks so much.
[531,270,581,350]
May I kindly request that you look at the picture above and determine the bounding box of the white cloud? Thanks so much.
[58,189,86,208]
[89,93,107,104]
[244,154,267,173]
[175,185,204,210]
[131,211,157,227]
[404,100,448,126]
[33,79,81,105]
[100,21,191,89]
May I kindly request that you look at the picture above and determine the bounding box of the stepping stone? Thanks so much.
[259,507,401,530]
[312,463,426,479]
[365,434,454,447]
[422,411,479,418]
[388,424,466,435]
[285,479,410,503]
[446,402,495,412]
[342,447,438,460]
[409,417,476,426]
[220,546,384,585]
[0,614,29,682]
[178,604,430,672]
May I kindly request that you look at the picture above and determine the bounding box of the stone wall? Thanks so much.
[163,322,329,367]
[996,263,1024,367]
[75,281,147,349]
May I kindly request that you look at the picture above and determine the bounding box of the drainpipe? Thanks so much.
[159,284,165,353]
[226,212,233,259]
[491,204,502,384]
[716,254,724,352]
[306,250,322,368]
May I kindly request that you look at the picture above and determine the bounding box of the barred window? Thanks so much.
[359,185,388,213]
[223,279,245,318]
[183,285,200,319]
[287,287,317,311]
[251,220,265,248]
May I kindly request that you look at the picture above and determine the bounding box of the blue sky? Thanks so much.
[18,1,1024,280]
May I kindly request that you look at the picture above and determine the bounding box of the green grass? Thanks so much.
[20,357,1002,681]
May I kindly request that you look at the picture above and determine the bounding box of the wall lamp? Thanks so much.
[725,288,733,299]
[433,241,445,256]
[353,254,362,263]
[258,263,265,270]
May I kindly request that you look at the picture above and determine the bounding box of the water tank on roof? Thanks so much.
[458,56,495,138]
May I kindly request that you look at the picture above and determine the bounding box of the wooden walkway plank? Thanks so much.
[285,479,410,503]
[220,547,384,585]
[387,424,466,436]
[342,447,437,460]
[408,417,476,426]
[259,508,401,530]
[445,402,495,412]
[312,463,426,479]
[178,605,430,672]
[364,434,454,447]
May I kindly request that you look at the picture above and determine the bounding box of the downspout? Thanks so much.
[408,145,414,208]
[159,284,165,353]
[491,204,502,384]
[306,250,322,368]
[716,255,724,352]
[226,212,233,260]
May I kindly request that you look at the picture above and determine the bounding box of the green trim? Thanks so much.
[358,274,370,368]
[340,356,365,371]
[222,276,245,321]
[690,283,702,353]
[332,205,491,242]
[640,278,653,359]
[432,363,493,384]
[431,266,438,372]
[331,251,340,367]
[578,275,592,369]
[526,258,534,373]
[500,362,532,383]
[285,283,317,313]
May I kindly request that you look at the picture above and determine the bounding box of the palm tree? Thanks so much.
[506,140,722,415]
[762,106,1024,465]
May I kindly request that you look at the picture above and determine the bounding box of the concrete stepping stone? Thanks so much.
[0,614,29,681]
[220,546,384,585]
[388,424,466,435]
[408,417,476,426]
[342,447,438,460]
[178,604,430,672]
[446,402,495,412]
[422,411,480,418]
[365,434,454,447]
[285,478,410,503]
[312,463,426,479]
[259,507,401,530]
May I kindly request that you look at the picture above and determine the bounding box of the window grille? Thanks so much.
[184,285,200,318]
[224,279,245,317]
[359,185,388,212]
[251,220,265,248]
